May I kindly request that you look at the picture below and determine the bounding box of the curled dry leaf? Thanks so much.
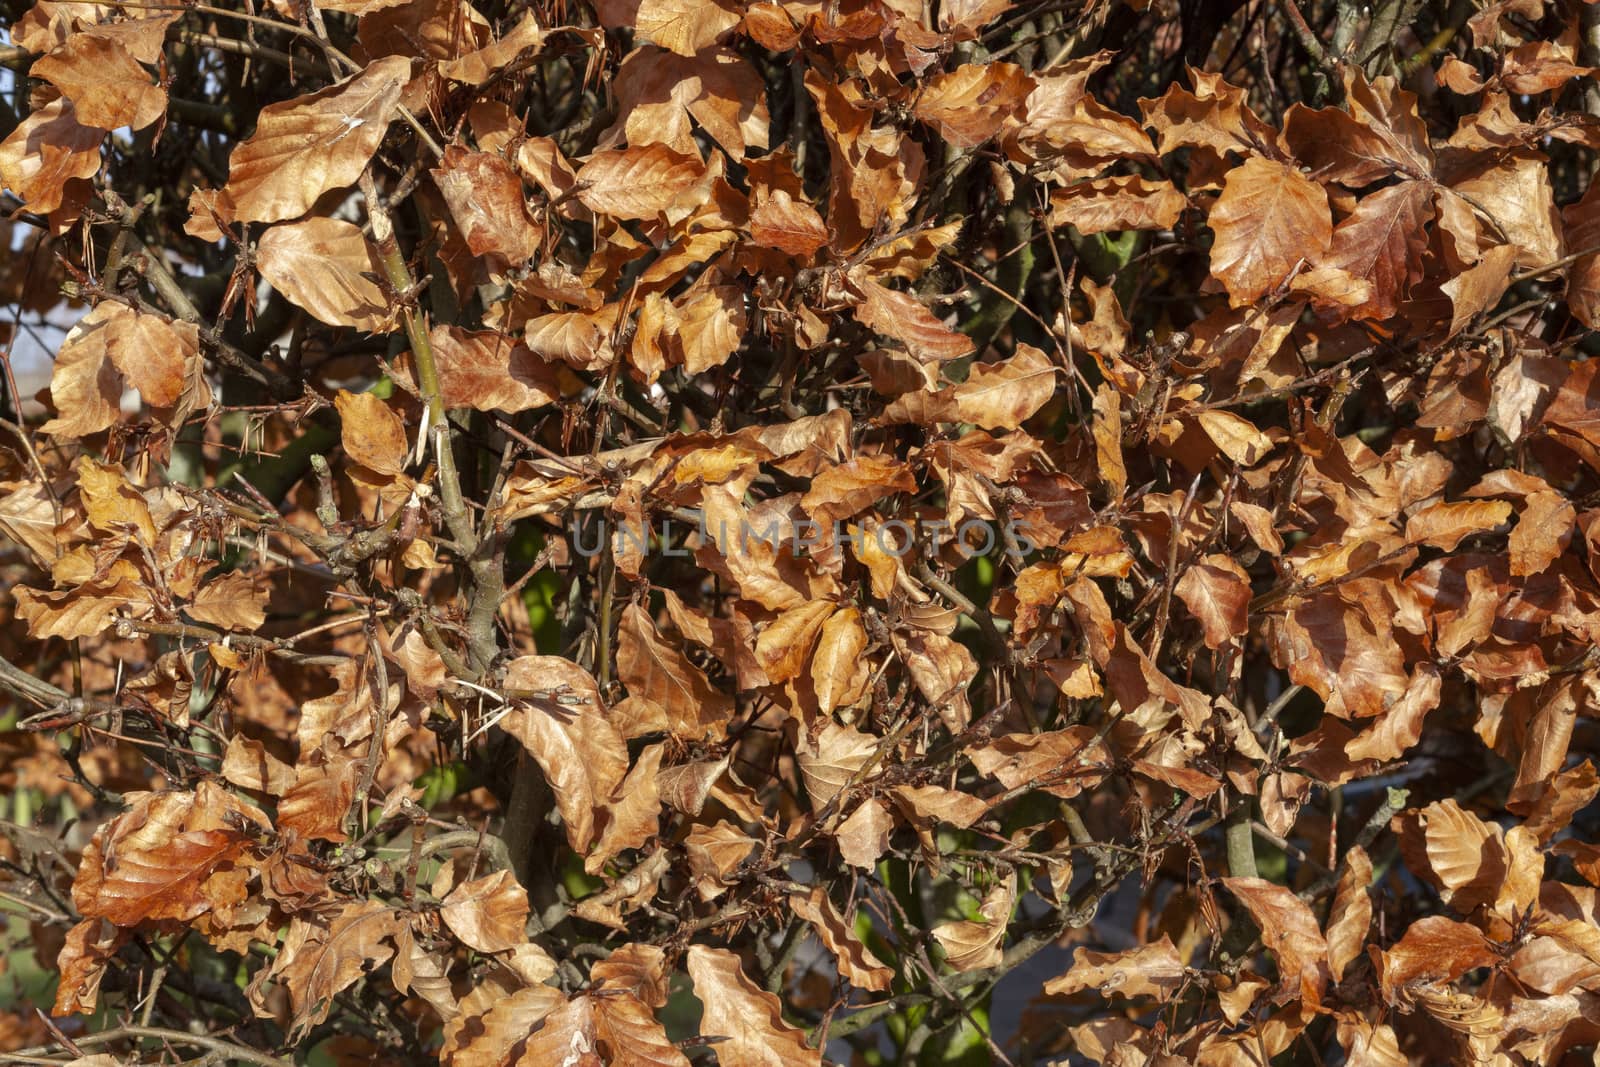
[53,919,127,1017]
[750,188,830,256]
[811,605,869,717]
[40,302,202,438]
[1311,180,1433,322]
[187,572,268,632]
[931,872,1016,972]
[850,275,976,363]
[892,784,989,830]
[1050,175,1187,235]
[592,942,671,1007]
[1045,935,1186,1001]
[498,655,627,854]
[1398,798,1508,914]
[416,325,562,413]
[753,598,834,684]
[523,307,618,371]
[686,945,821,1067]
[431,146,542,267]
[1324,846,1373,982]
[1196,409,1274,466]
[71,789,256,928]
[913,62,1032,148]
[1509,490,1575,576]
[656,752,731,817]
[1175,554,1251,650]
[1451,154,1563,270]
[516,993,690,1067]
[276,746,358,843]
[1335,1016,1406,1067]
[616,602,734,741]
[335,389,409,478]
[790,886,894,991]
[674,284,746,374]
[889,628,977,731]
[1442,243,1519,338]
[797,720,879,813]
[38,305,124,438]
[684,819,757,900]
[836,796,896,870]
[1280,71,1431,189]
[1404,499,1512,551]
[608,45,770,159]
[391,923,459,1024]
[1343,663,1441,763]
[1378,915,1498,1005]
[1223,877,1330,1006]
[968,727,1107,798]
[441,982,564,1066]
[438,12,547,85]
[251,900,406,1038]
[632,0,742,57]
[586,742,665,874]
[221,735,296,796]
[950,344,1056,430]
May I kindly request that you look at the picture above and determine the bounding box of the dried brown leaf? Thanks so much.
[1175,554,1251,650]
[441,870,530,953]
[1045,936,1186,1001]
[419,325,561,412]
[0,97,103,215]
[836,797,896,870]
[517,993,690,1066]
[334,389,409,477]
[576,144,707,220]
[1325,847,1373,982]
[950,344,1056,430]
[750,188,829,256]
[686,945,822,1067]
[256,218,394,332]
[616,603,733,741]
[252,900,406,1038]
[913,62,1032,148]
[222,55,411,223]
[498,656,627,854]
[931,873,1015,972]
[1223,877,1330,1005]
[1049,175,1187,235]
[1208,156,1332,308]
[1379,915,1497,1004]
[811,605,869,717]
[72,790,252,927]
[790,886,894,991]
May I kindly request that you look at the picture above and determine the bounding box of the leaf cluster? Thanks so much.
[3,1,1600,1065]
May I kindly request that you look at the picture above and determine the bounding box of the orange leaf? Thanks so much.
[1207,156,1332,307]
[256,218,394,332]
[686,945,822,1066]
[222,55,411,223]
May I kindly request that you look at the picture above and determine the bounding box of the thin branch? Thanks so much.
[1280,0,1334,71]
[14,1026,292,1067]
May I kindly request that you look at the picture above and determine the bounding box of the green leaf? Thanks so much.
[416,763,465,809]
